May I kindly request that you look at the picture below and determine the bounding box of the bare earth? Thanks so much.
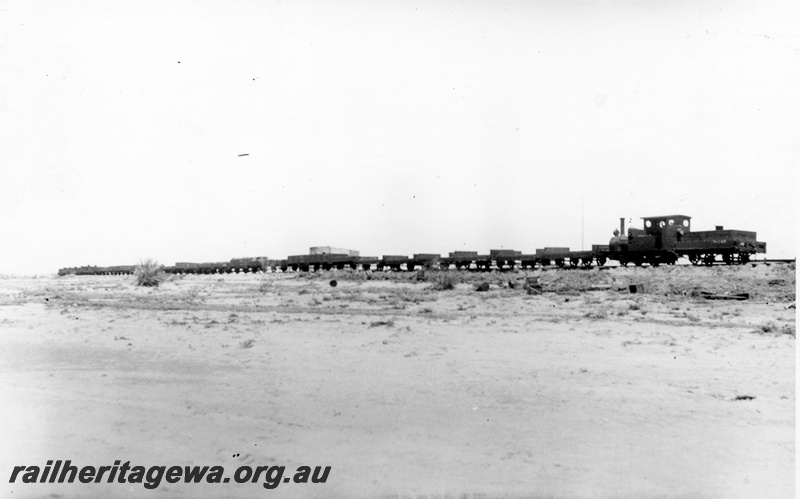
[0,264,795,498]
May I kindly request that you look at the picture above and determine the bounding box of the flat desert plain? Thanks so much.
[0,264,795,498]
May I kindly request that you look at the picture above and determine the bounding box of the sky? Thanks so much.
[1,0,797,274]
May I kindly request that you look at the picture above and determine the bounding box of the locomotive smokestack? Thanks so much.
[620,218,625,236]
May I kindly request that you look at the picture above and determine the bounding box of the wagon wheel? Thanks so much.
[569,258,579,268]
[689,254,701,266]
[619,259,628,267]
[703,254,715,266]
[350,263,357,270]
[737,253,750,264]
[634,259,643,267]
[362,263,371,271]
[556,259,565,268]
[722,253,733,265]
[407,263,416,271]
[597,257,607,267]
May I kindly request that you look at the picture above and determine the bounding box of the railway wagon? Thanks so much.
[535,247,575,268]
[491,249,522,270]
[448,251,479,270]
[57,265,105,276]
[104,265,135,275]
[285,253,360,272]
[676,227,766,265]
[167,261,230,274]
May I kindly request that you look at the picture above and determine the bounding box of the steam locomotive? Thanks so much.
[57,214,766,275]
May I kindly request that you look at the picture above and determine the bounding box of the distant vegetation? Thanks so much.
[135,258,164,287]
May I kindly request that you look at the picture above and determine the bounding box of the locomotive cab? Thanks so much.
[635,215,692,250]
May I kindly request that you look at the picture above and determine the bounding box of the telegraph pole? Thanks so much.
[581,198,584,251]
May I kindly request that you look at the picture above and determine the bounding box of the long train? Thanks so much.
[57,214,766,276]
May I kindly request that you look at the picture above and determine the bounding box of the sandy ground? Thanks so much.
[0,264,795,498]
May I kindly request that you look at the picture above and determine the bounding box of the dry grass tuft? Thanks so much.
[584,308,608,319]
[416,270,461,291]
[370,319,395,328]
[134,258,165,287]
[258,276,273,293]
[753,321,795,337]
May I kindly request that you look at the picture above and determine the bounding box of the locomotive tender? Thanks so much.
[57,214,766,275]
